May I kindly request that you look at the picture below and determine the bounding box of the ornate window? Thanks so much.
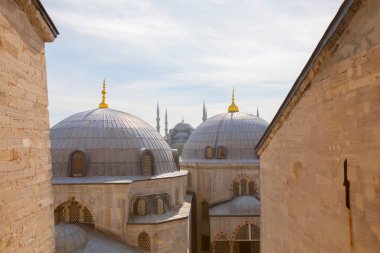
[142,152,154,176]
[216,145,226,159]
[83,207,93,224]
[241,178,247,195]
[70,151,85,177]
[205,146,214,159]
[138,232,151,252]
[69,201,80,223]
[137,198,146,216]
[54,206,64,224]
[157,197,164,214]
[235,224,260,241]
[250,224,260,240]
[248,181,255,195]
[233,182,239,197]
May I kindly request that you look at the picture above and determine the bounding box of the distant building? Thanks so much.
[181,89,268,253]
[51,82,191,253]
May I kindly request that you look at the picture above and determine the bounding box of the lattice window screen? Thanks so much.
[138,232,151,252]
[216,146,226,159]
[69,201,80,222]
[137,199,146,216]
[205,146,213,159]
[72,152,84,177]
[54,206,64,224]
[241,178,247,195]
[157,197,164,214]
[248,181,255,195]
[235,224,249,240]
[233,182,239,197]
[143,152,153,176]
[83,207,93,224]
[250,225,260,240]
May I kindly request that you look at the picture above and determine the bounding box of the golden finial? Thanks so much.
[228,86,239,113]
[99,79,109,108]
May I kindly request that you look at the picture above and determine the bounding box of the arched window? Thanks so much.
[233,182,239,197]
[250,224,260,240]
[215,235,229,253]
[235,224,250,240]
[83,207,93,224]
[157,197,164,214]
[54,206,64,225]
[138,232,151,252]
[175,188,180,206]
[142,152,154,176]
[241,178,247,196]
[248,181,255,195]
[71,151,85,177]
[205,146,214,159]
[216,145,226,159]
[69,201,80,223]
[137,198,146,216]
[234,224,260,253]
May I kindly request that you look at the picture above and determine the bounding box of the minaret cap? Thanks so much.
[228,86,239,113]
[99,79,108,108]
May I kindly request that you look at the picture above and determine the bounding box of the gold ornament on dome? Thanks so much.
[99,79,109,108]
[228,86,239,113]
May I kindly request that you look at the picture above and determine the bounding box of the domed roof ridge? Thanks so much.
[181,111,268,161]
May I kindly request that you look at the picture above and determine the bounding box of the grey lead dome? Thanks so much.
[51,108,177,177]
[181,112,269,161]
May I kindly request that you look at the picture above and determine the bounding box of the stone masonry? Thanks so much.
[257,0,380,252]
[0,0,57,252]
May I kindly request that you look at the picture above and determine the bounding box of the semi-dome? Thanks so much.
[51,108,178,177]
[181,112,269,161]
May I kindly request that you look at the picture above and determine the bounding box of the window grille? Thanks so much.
[250,225,260,240]
[71,151,84,177]
[69,201,80,223]
[54,206,64,224]
[138,232,151,252]
[83,207,93,224]
[205,146,214,159]
[157,197,164,214]
[216,146,226,159]
[248,181,255,195]
[137,199,146,216]
[143,152,153,176]
[233,182,239,197]
[241,178,247,195]
[235,224,250,240]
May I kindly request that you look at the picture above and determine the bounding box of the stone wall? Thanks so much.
[259,1,380,252]
[0,0,56,252]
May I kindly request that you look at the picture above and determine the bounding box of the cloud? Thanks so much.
[42,0,343,129]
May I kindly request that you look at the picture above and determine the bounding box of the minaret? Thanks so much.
[228,86,239,113]
[99,79,109,108]
[156,102,160,134]
[202,100,207,122]
[165,108,168,138]
[256,105,260,117]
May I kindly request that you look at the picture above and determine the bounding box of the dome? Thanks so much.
[173,131,190,140]
[173,122,193,132]
[209,196,260,216]
[55,224,88,253]
[51,108,178,177]
[181,112,268,161]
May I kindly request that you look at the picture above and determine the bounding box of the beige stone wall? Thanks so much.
[0,0,56,252]
[260,1,380,253]
[182,163,260,253]
[126,219,189,253]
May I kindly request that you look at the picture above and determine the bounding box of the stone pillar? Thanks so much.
[229,241,234,253]
[211,242,216,253]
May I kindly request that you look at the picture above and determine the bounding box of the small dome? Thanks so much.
[181,112,268,161]
[209,196,260,216]
[55,224,88,253]
[51,108,178,176]
[173,122,193,132]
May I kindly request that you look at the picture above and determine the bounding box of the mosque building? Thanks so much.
[50,81,192,253]
[181,89,269,253]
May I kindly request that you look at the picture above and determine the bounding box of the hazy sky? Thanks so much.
[42,0,343,131]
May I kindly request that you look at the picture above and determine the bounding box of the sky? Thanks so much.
[42,0,343,131]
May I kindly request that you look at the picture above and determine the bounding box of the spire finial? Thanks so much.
[182,115,184,122]
[228,85,239,113]
[202,99,207,122]
[99,79,109,108]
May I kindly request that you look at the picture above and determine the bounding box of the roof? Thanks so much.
[209,196,261,217]
[51,108,178,177]
[255,0,358,155]
[182,112,268,161]
[34,0,59,37]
